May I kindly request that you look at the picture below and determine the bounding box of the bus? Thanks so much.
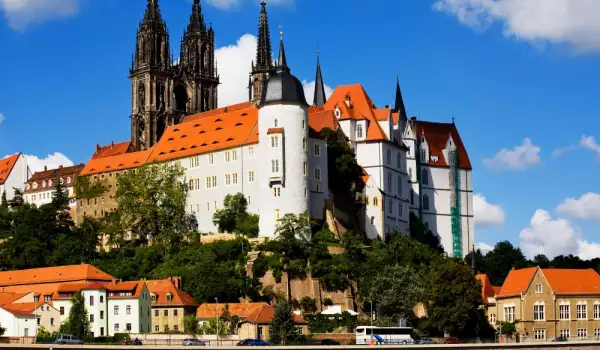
[355,326,414,345]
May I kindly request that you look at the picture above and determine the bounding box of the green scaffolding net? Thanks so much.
[449,150,462,258]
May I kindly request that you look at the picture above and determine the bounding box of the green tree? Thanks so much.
[184,315,200,335]
[320,128,363,204]
[533,254,550,268]
[63,292,91,339]
[299,297,317,314]
[0,191,7,208]
[464,248,487,274]
[484,241,527,285]
[409,213,444,253]
[110,163,197,248]
[213,193,247,233]
[236,214,259,238]
[269,300,298,345]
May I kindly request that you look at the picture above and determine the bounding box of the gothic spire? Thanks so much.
[277,31,289,72]
[255,1,273,72]
[143,0,163,25]
[313,50,326,107]
[187,0,206,32]
[394,76,408,122]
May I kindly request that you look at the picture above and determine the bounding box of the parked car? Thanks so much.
[443,337,460,344]
[236,339,270,346]
[315,339,341,345]
[552,336,568,342]
[416,338,437,344]
[183,338,206,346]
[54,334,84,345]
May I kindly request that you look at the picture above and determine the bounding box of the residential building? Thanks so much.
[53,283,109,337]
[476,274,500,325]
[145,278,198,333]
[238,304,308,340]
[23,164,85,221]
[0,292,60,337]
[107,281,152,335]
[0,153,31,201]
[196,302,270,326]
[492,267,600,341]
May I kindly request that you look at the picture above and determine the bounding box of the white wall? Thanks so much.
[1,154,30,201]
[0,308,36,337]
[107,285,151,336]
[24,186,77,208]
[84,290,109,337]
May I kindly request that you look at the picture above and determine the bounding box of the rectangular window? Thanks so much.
[595,329,600,338]
[560,329,570,339]
[164,310,168,316]
[534,304,545,321]
[249,171,255,182]
[314,144,321,156]
[577,303,588,319]
[114,324,119,332]
[174,310,178,317]
[275,209,280,220]
[398,202,403,217]
[273,187,281,197]
[209,153,214,165]
[594,304,600,319]
[534,329,546,340]
[154,310,159,317]
[560,304,570,320]
[578,328,588,339]
[248,146,254,158]
[60,307,65,315]
[315,168,321,181]
[303,138,307,150]
[233,173,238,184]
[388,199,393,214]
[126,305,131,315]
[90,295,94,306]
[271,159,280,173]
[100,295,104,303]
[504,306,515,322]
[225,152,231,163]
[50,318,55,326]
[90,314,95,323]
[271,136,279,148]
[225,174,231,185]
[155,325,159,332]
[100,311,104,320]
[535,284,542,293]
[174,325,179,331]
[195,178,200,190]
[232,150,237,161]
[126,323,132,332]
[304,188,308,198]
[114,305,119,315]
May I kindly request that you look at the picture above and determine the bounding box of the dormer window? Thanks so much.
[151,294,157,302]
[335,107,341,119]
[356,124,363,139]
[344,94,351,107]
[48,180,53,187]
[42,181,46,188]
[166,294,172,302]
[33,183,38,189]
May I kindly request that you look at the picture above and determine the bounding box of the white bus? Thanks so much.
[355,326,414,345]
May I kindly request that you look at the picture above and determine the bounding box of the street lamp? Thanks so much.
[215,297,219,346]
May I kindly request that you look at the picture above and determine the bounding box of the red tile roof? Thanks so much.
[80,147,154,176]
[0,153,20,185]
[542,269,600,296]
[24,164,84,194]
[0,292,30,306]
[244,305,308,325]
[476,274,498,304]
[414,120,472,170]
[267,128,284,135]
[497,267,537,298]
[196,302,269,319]
[92,141,133,159]
[0,264,115,287]
[145,279,197,307]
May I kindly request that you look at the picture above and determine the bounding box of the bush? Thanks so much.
[113,333,131,344]
[323,298,333,306]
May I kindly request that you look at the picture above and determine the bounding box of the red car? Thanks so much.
[443,337,460,344]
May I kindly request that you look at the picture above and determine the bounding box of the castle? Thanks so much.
[0,0,474,257]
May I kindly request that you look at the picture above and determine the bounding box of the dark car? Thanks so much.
[236,339,270,346]
[416,338,437,345]
[552,336,569,342]
[315,339,341,345]
[443,337,460,344]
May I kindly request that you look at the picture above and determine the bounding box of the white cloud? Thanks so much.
[556,192,600,222]
[473,193,505,227]
[206,0,292,10]
[215,34,256,107]
[25,152,74,173]
[301,80,334,106]
[476,242,493,254]
[433,0,600,52]
[484,138,541,170]
[0,113,5,125]
[519,209,600,259]
[0,0,79,30]
[553,135,600,159]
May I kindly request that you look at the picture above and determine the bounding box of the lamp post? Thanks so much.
[215,297,219,347]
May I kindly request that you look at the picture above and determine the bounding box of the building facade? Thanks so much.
[0,153,30,202]
[146,278,198,333]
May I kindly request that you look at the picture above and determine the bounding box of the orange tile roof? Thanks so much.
[496,267,537,298]
[492,286,501,295]
[183,102,251,123]
[0,153,20,185]
[414,120,472,170]
[145,279,197,307]
[476,274,497,304]
[542,268,600,296]
[2,302,36,316]
[80,147,154,176]
[244,305,308,325]
[308,110,338,135]
[1,283,64,296]
[0,292,30,306]
[0,264,115,287]
[107,281,146,298]
[196,302,269,319]
[267,128,284,135]
[92,141,133,159]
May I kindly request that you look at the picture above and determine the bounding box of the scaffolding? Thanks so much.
[449,149,462,257]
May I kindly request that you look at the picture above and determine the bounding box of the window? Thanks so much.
[114,323,120,332]
[594,303,600,319]
[303,138,307,150]
[397,176,402,197]
[387,149,391,164]
[90,295,94,306]
[190,156,200,168]
[595,329,600,338]
[373,197,379,206]
[24,328,28,337]
[126,323,132,332]
[388,199,393,214]
[370,217,375,225]
[560,329,570,339]
[126,305,131,315]
[155,325,160,332]
[100,311,104,320]
[316,184,321,192]
[225,174,231,186]
[275,209,280,220]
[578,328,588,339]
[271,136,279,148]
[271,159,280,173]
[90,314,95,323]
[534,302,545,321]
[164,310,168,316]
[174,310,178,317]
[577,302,588,319]
[114,305,119,315]
[233,173,238,184]
[535,284,542,293]
[274,118,279,127]
[303,162,307,176]
[422,169,428,185]
[488,313,496,325]
[559,303,570,320]
[174,325,179,332]
[302,120,305,129]
[206,176,217,189]
[420,148,426,162]
[423,195,430,210]
[249,171,255,182]
[248,146,255,158]
[45,295,51,302]
[51,318,55,326]
[396,153,401,169]
[154,310,159,317]
[209,153,214,165]
[356,124,363,139]
[37,318,41,326]
[398,202,403,217]
[231,150,237,161]
[304,188,308,198]
[151,295,156,302]
[315,168,321,181]
[503,305,516,322]
[273,187,281,197]
[225,151,231,163]
[314,144,321,156]
[534,329,546,340]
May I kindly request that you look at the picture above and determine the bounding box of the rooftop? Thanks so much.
[0,153,20,185]
[0,264,115,287]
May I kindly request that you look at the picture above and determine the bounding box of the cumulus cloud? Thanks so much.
[476,242,493,254]
[433,0,600,52]
[0,113,5,125]
[519,209,600,259]
[302,80,334,106]
[556,192,600,222]
[473,193,505,227]
[25,152,74,173]
[206,0,292,10]
[484,138,541,171]
[0,0,79,30]
[553,135,600,159]
[215,34,256,107]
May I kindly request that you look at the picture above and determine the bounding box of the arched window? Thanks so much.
[356,124,363,139]
[421,149,427,162]
[387,149,392,164]
[422,169,429,185]
[387,173,392,191]
[396,153,401,169]
[423,194,430,210]
[388,199,393,214]
[397,176,402,197]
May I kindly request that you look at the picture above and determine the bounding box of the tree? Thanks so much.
[110,163,197,248]
[0,191,7,208]
[484,241,527,286]
[425,260,482,337]
[63,292,90,339]
[365,264,424,324]
[269,300,298,345]
[184,315,200,335]
[409,213,444,253]
[213,193,248,233]
[299,297,317,314]
[236,214,259,238]
[533,254,550,268]
[464,248,487,274]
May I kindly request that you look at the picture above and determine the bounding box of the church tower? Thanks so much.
[249,1,275,104]
[130,0,175,151]
[176,0,219,113]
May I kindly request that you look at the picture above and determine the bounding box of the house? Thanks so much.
[0,263,115,291]
[106,281,152,335]
[0,292,59,337]
[145,278,198,333]
[238,304,308,341]
[0,153,30,201]
[53,283,110,337]
[492,267,600,341]
[196,302,270,326]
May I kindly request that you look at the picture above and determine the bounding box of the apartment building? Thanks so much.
[145,278,198,333]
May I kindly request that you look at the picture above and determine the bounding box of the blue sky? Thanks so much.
[0,0,599,258]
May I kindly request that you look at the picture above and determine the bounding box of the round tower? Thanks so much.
[258,36,309,237]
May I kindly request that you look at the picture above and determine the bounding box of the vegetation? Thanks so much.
[269,300,300,345]
[212,193,259,237]
[61,292,91,339]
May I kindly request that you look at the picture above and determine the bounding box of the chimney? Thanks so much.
[411,116,417,121]
[96,144,100,152]
[59,165,63,169]
[44,166,47,171]
[111,278,117,285]
[111,141,114,148]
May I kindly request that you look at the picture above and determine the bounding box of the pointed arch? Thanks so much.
[423,194,430,210]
